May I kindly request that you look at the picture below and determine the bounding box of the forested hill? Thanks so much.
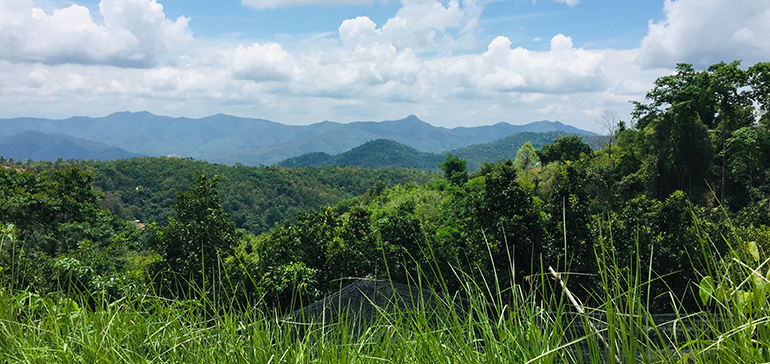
[278,139,446,170]
[0,113,594,165]
[451,131,604,171]
[279,131,605,171]
[14,157,435,234]
[0,131,140,162]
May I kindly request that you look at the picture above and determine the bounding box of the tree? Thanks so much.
[514,142,540,175]
[537,135,593,165]
[463,161,546,289]
[725,126,770,207]
[597,110,619,163]
[0,166,137,294]
[149,173,241,282]
[547,162,594,280]
[610,191,703,311]
[632,63,717,199]
[749,62,770,127]
[632,63,716,129]
[439,154,468,186]
[708,61,751,204]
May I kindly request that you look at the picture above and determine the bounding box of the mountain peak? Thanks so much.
[104,111,159,121]
[387,115,426,125]
[111,111,155,117]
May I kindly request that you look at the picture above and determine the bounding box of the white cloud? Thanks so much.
[0,0,191,68]
[637,0,770,69]
[441,34,607,94]
[242,0,372,9]
[338,0,483,53]
[0,0,674,131]
[28,67,51,87]
[231,42,295,82]
[538,103,567,114]
[551,0,578,6]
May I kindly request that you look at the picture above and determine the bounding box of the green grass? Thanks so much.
[2,223,770,363]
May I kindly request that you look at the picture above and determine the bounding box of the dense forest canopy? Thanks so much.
[3,157,434,235]
[1,61,769,315]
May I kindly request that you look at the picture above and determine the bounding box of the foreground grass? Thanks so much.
[2,276,767,364]
[0,286,559,363]
[2,233,770,363]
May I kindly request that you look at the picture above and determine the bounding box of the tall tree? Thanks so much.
[749,62,770,131]
[514,141,539,175]
[149,173,241,282]
[707,61,750,204]
[632,63,715,199]
[464,161,546,288]
[597,109,619,163]
[633,64,716,129]
[725,126,770,208]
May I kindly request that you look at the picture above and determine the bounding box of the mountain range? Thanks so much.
[0,131,140,162]
[279,131,604,172]
[0,112,596,165]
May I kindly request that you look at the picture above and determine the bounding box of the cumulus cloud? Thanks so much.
[637,0,770,68]
[435,34,607,94]
[339,0,483,53]
[242,0,372,9]
[231,42,295,82]
[0,0,192,68]
[0,0,657,130]
[226,31,607,102]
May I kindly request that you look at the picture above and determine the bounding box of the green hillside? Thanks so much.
[279,139,446,170]
[279,131,606,171]
[16,157,435,234]
[452,131,603,171]
[277,151,334,168]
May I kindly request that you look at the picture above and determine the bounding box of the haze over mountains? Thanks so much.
[0,112,596,166]
[279,131,604,172]
[0,131,140,162]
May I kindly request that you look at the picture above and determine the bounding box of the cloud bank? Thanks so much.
[0,0,192,68]
[0,0,762,129]
[637,0,770,68]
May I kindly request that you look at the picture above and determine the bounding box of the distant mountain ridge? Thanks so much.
[0,112,595,165]
[0,131,141,162]
[279,131,605,172]
[279,139,446,170]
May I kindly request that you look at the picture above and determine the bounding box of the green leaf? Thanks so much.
[699,276,714,305]
[736,290,754,314]
[754,271,770,309]
[765,267,770,281]
[749,241,760,262]
[716,283,731,303]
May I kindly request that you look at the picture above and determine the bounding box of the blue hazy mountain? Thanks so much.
[278,131,604,171]
[279,139,446,169]
[0,112,595,165]
[0,131,141,162]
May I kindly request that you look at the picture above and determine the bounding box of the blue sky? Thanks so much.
[1,0,768,130]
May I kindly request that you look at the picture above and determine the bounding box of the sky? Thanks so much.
[0,0,768,131]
